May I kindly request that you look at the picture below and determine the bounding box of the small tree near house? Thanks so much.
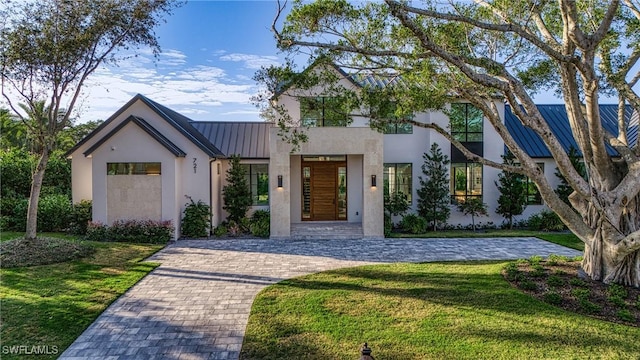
[417,143,450,231]
[495,152,527,229]
[457,198,488,232]
[222,155,252,223]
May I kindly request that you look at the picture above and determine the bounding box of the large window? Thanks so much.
[384,163,413,203]
[384,122,413,134]
[107,162,161,175]
[300,97,349,127]
[450,103,483,142]
[451,162,482,203]
[241,164,269,206]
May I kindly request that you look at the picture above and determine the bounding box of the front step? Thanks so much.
[290,222,363,240]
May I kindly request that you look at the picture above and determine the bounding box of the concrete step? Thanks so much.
[290,222,363,240]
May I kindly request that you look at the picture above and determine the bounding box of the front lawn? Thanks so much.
[390,230,585,251]
[0,240,163,360]
[241,262,639,359]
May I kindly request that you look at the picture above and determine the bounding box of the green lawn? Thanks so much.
[0,239,163,360]
[241,262,639,360]
[391,230,585,251]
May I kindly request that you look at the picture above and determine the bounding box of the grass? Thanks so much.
[240,262,640,360]
[0,238,163,360]
[390,229,585,251]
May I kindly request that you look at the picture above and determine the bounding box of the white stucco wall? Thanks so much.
[68,98,214,240]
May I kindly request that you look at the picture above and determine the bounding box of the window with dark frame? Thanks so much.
[300,97,349,127]
[241,164,269,206]
[524,163,544,205]
[450,162,482,203]
[107,162,161,175]
[383,163,413,203]
[450,103,483,142]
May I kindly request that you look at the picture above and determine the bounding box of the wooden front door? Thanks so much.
[302,161,347,221]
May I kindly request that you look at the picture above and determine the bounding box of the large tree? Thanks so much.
[0,0,180,240]
[263,0,640,286]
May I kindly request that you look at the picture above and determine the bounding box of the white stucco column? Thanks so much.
[269,128,292,239]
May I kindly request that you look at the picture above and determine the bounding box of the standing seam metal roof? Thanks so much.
[190,121,272,159]
[505,104,637,158]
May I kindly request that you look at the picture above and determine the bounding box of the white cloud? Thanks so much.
[219,53,280,70]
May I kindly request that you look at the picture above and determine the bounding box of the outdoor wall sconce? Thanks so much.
[277,175,283,188]
[371,175,377,187]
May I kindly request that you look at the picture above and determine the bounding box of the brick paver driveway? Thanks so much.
[59,237,580,360]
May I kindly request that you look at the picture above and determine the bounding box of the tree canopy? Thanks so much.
[262,0,640,286]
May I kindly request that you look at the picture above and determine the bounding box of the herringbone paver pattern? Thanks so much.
[59,237,580,359]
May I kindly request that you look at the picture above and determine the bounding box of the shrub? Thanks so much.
[503,262,523,282]
[527,210,566,231]
[213,224,228,237]
[399,213,427,234]
[544,291,563,305]
[69,200,92,235]
[222,155,252,223]
[546,254,569,265]
[37,194,72,232]
[616,309,635,322]
[607,284,628,308]
[579,299,602,314]
[85,220,173,244]
[569,277,588,287]
[181,197,211,238]
[384,213,393,237]
[547,275,564,287]
[250,210,270,238]
[518,280,537,291]
[0,197,27,231]
[571,288,591,301]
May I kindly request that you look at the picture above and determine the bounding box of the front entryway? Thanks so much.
[302,156,347,221]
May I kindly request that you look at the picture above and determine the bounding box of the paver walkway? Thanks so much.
[59,237,580,360]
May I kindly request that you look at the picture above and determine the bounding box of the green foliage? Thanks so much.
[417,143,450,231]
[180,197,211,238]
[384,212,393,237]
[85,220,173,244]
[527,210,566,231]
[249,210,270,238]
[399,213,427,234]
[569,277,588,287]
[607,284,628,308]
[456,198,488,232]
[213,224,228,237]
[384,190,409,218]
[616,309,635,322]
[68,200,92,235]
[543,291,563,305]
[222,155,252,223]
[495,152,527,229]
[518,280,538,291]
[547,275,564,287]
[503,262,523,282]
[546,254,569,266]
[554,146,587,206]
[37,194,72,232]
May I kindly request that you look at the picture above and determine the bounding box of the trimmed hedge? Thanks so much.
[86,220,174,244]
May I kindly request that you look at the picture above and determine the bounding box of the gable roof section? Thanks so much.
[190,121,272,159]
[83,115,186,157]
[505,104,637,158]
[65,94,224,158]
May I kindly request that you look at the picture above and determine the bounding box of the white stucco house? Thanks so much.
[66,64,636,240]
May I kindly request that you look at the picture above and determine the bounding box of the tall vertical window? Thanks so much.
[450,162,482,203]
[384,163,413,203]
[525,163,544,205]
[241,164,269,206]
[450,103,483,141]
[300,97,349,127]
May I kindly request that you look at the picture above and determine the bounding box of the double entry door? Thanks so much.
[302,159,347,221]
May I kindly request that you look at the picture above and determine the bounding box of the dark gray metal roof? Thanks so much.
[190,121,272,159]
[505,104,637,158]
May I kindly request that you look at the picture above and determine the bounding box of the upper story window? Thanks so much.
[107,162,161,175]
[384,122,413,134]
[300,97,349,127]
[450,103,483,142]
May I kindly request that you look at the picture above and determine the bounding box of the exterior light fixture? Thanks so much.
[277,175,283,188]
[371,175,376,187]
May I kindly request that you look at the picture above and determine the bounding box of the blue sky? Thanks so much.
[80,0,573,124]
[82,0,286,123]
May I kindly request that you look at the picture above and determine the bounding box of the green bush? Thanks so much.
[37,194,72,232]
[616,309,635,322]
[399,213,427,234]
[527,210,566,231]
[543,291,563,305]
[85,220,173,244]
[384,213,392,237]
[249,210,270,238]
[546,275,564,287]
[69,200,92,235]
[213,224,228,237]
[569,277,587,287]
[518,280,537,291]
[180,197,211,238]
[0,197,27,231]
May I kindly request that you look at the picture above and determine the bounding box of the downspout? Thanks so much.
[209,158,216,235]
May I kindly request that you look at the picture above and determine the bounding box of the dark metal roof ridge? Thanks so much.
[83,115,186,157]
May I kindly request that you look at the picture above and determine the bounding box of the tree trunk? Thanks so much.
[581,203,640,287]
[25,148,50,240]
